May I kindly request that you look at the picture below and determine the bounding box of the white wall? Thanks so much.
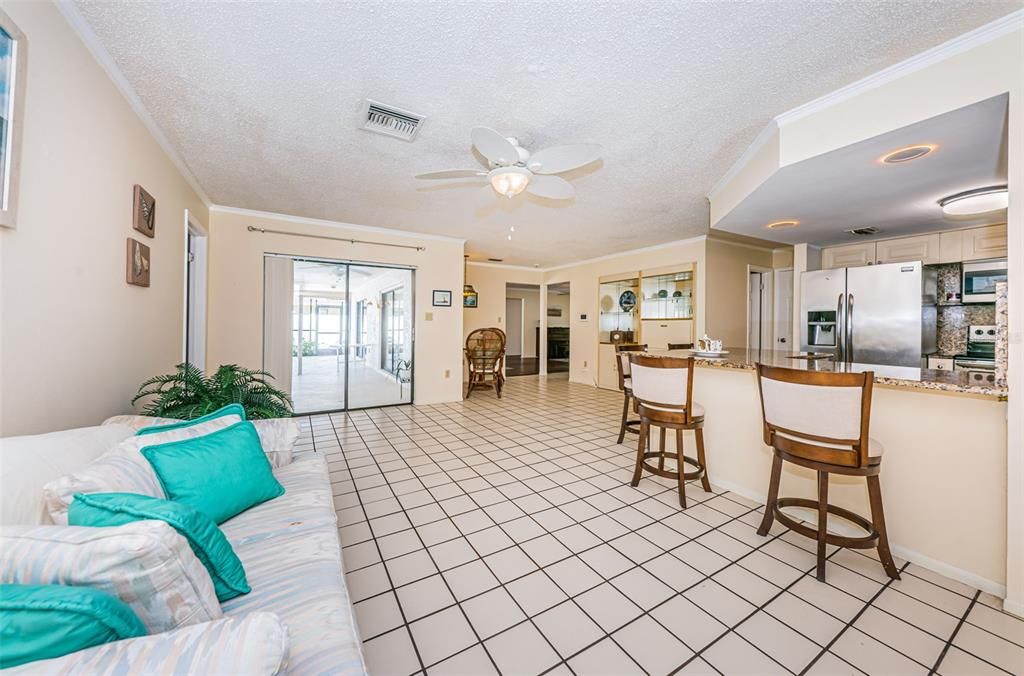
[0,1,209,436]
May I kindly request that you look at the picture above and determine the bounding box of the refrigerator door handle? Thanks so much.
[836,293,845,362]
[847,293,855,363]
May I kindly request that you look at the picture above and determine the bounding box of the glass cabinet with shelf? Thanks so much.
[641,268,695,320]
[598,276,639,342]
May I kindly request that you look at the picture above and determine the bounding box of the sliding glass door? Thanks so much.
[263,255,414,414]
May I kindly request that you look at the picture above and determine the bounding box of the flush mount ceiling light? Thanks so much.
[879,144,937,164]
[939,185,1008,216]
[765,220,799,229]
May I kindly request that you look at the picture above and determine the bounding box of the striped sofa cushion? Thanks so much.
[3,612,289,675]
[44,416,241,525]
[0,521,221,633]
[104,414,297,468]
[220,453,366,675]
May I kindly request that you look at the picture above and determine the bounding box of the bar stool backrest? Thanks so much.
[629,354,696,424]
[755,364,873,469]
[614,344,647,392]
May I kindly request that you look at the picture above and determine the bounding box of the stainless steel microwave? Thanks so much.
[962,259,1007,303]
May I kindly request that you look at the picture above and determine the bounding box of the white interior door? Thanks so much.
[747,269,772,351]
[505,298,523,356]
[773,269,794,349]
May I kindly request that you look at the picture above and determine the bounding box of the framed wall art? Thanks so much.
[133,184,156,237]
[0,8,27,229]
[432,290,452,307]
[126,238,151,287]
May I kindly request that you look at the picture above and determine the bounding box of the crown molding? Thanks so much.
[706,120,779,201]
[56,1,212,207]
[775,9,1024,127]
[210,205,467,244]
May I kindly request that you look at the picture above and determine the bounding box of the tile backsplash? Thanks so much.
[931,263,996,355]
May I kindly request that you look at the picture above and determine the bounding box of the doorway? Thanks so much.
[184,211,207,369]
[505,297,524,356]
[546,282,570,375]
[262,255,414,414]
[747,266,773,352]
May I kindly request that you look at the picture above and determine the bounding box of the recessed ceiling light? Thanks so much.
[880,144,936,164]
[765,220,799,229]
[939,185,1008,216]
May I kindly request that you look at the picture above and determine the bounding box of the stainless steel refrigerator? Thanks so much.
[800,261,937,368]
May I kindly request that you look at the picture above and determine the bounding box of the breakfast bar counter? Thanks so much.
[628,346,1009,596]
[646,347,1007,399]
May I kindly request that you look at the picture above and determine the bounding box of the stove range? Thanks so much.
[954,325,996,384]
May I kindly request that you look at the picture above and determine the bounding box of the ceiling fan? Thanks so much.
[415,127,602,200]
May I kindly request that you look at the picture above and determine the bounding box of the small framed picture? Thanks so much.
[132,184,156,238]
[432,290,452,307]
[547,307,562,317]
[126,238,151,287]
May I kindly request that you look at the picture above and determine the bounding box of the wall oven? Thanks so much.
[962,259,1007,303]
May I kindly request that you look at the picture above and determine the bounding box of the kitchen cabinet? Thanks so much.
[875,234,941,265]
[962,224,1008,261]
[822,242,875,269]
[938,230,964,264]
[927,356,954,371]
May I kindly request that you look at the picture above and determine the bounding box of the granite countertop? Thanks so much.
[644,347,1007,399]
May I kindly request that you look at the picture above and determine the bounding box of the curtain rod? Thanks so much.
[247,226,425,252]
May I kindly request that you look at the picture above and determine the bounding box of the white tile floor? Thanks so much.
[296,374,1024,675]
[292,355,411,413]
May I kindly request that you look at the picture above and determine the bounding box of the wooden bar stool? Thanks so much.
[628,354,711,508]
[754,364,900,583]
[615,343,646,444]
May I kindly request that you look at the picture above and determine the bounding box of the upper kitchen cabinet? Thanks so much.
[961,224,1008,261]
[821,242,875,269]
[875,234,942,265]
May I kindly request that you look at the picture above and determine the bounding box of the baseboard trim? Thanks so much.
[709,476,1007,599]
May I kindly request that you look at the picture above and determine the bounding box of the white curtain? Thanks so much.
[263,256,294,396]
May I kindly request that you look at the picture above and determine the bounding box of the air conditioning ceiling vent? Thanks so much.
[360,99,424,141]
[846,227,880,236]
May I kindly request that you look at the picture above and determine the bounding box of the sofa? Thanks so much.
[0,420,367,675]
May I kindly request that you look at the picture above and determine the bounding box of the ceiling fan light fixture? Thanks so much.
[939,185,1008,216]
[489,167,531,198]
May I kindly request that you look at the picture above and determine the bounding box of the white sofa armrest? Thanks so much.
[4,612,289,675]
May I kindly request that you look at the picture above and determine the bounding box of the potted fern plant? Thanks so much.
[132,363,293,420]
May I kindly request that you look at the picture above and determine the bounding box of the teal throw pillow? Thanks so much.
[0,583,146,669]
[136,403,246,436]
[68,493,250,602]
[139,421,284,524]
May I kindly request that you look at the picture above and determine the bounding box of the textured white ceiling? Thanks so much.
[73,0,1018,266]
[714,95,1009,246]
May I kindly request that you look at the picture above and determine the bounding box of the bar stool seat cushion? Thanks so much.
[638,402,705,419]
[775,431,884,460]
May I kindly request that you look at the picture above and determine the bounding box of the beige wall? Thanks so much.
[463,264,544,342]
[505,286,541,357]
[205,209,464,406]
[0,1,208,436]
[704,239,774,348]
[772,247,794,268]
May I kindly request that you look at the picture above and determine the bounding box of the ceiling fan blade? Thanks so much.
[527,175,575,200]
[471,127,520,166]
[527,143,602,174]
[415,169,488,180]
